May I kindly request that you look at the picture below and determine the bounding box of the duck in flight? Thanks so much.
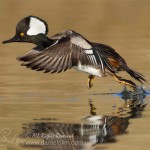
[2,16,146,89]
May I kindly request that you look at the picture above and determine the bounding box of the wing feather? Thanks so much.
[17,30,101,73]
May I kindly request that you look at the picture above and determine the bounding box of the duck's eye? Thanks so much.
[20,32,24,37]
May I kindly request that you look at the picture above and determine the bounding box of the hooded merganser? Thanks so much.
[2,16,146,88]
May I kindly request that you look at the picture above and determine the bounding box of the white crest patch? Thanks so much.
[27,17,46,35]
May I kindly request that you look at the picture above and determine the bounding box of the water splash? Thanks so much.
[114,86,150,101]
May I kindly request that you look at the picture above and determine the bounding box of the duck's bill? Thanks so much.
[2,36,21,44]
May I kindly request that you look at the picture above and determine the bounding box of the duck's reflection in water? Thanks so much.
[19,87,149,150]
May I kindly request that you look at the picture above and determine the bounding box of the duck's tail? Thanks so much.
[126,68,147,83]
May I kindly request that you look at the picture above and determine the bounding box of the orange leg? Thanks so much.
[111,73,137,89]
[87,75,95,89]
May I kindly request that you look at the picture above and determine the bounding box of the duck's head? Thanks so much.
[2,16,51,47]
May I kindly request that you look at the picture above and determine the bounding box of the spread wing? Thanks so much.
[17,30,103,73]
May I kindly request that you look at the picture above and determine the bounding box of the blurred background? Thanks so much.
[0,0,150,150]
